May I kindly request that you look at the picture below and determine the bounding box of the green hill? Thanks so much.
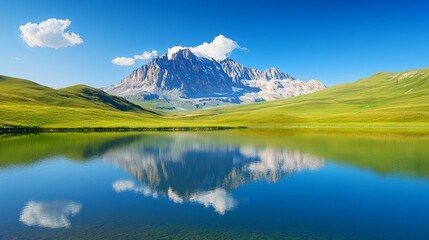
[0,75,173,128]
[0,76,146,111]
[189,67,429,126]
[1,66,429,129]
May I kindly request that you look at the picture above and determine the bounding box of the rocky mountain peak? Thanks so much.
[103,51,327,110]
[171,48,196,61]
[263,67,292,80]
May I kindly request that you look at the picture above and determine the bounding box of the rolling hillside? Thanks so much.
[0,75,173,128]
[1,67,429,129]
[0,76,147,111]
[188,67,429,126]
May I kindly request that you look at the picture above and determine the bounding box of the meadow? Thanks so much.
[1,67,429,129]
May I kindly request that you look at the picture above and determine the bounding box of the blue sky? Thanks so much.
[1,0,428,88]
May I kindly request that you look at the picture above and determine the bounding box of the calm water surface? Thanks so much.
[0,130,429,239]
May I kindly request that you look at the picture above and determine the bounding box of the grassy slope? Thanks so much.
[1,67,429,128]
[0,75,186,128]
[188,68,429,126]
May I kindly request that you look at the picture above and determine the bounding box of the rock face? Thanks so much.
[220,58,293,83]
[103,49,326,110]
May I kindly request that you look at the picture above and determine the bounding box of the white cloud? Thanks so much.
[11,56,21,61]
[167,34,245,61]
[167,46,186,59]
[133,50,158,61]
[19,201,82,229]
[112,35,241,66]
[111,57,136,66]
[19,18,83,49]
[112,50,158,66]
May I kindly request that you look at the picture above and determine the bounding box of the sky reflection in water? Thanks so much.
[0,131,428,239]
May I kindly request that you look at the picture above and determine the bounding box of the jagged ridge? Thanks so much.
[103,49,326,110]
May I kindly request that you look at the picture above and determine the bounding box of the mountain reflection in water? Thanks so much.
[2,131,429,239]
[104,134,324,214]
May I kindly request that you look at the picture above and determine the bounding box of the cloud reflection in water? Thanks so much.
[20,201,82,229]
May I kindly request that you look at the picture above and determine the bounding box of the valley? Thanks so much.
[1,66,429,129]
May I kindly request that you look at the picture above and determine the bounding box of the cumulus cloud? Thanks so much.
[112,50,158,66]
[167,46,186,59]
[112,35,241,65]
[19,18,83,49]
[167,34,245,61]
[133,50,158,61]
[111,57,136,66]
[19,201,82,229]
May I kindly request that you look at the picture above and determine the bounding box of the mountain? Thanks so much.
[103,49,326,110]
[219,58,293,83]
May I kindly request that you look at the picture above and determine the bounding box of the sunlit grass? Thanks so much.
[1,67,429,128]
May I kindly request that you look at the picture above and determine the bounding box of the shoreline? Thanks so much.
[0,126,245,133]
[2,125,429,133]
[247,125,429,129]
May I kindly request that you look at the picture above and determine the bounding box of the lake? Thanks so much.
[1,129,429,239]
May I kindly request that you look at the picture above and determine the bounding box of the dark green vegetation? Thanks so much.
[1,66,429,128]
